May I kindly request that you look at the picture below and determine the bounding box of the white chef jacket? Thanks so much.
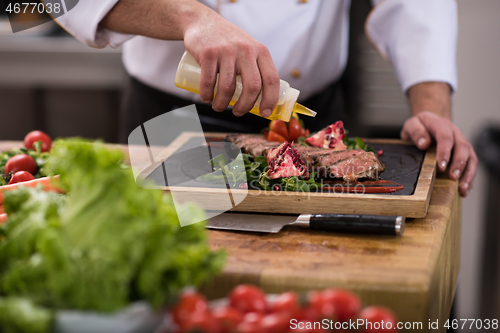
[55,0,458,102]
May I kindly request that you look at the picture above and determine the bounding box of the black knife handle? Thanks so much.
[309,214,405,236]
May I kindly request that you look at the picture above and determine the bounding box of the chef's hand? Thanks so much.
[183,6,280,117]
[401,82,477,197]
[100,0,280,117]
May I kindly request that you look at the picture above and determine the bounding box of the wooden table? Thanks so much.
[201,167,461,333]
[0,141,460,332]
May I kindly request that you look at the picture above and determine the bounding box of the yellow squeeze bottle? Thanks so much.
[174,51,316,122]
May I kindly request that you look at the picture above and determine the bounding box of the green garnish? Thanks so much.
[342,130,373,151]
[198,153,323,192]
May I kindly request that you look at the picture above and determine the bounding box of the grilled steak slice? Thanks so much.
[224,134,385,181]
[324,152,385,181]
[300,149,364,172]
[224,134,260,144]
[245,142,281,156]
[225,134,279,156]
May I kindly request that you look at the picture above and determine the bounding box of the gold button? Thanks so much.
[292,69,301,78]
[300,0,308,3]
[230,0,237,2]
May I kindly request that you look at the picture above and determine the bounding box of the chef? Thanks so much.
[55,0,476,197]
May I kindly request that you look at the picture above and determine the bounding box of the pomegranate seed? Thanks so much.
[377,149,384,156]
[239,183,248,189]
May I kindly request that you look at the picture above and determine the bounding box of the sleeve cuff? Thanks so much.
[55,0,135,48]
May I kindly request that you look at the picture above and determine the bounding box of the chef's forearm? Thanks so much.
[99,0,217,40]
[407,82,451,119]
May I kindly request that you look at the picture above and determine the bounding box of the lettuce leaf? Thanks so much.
[0,139,225,316]
[0,297,53,333]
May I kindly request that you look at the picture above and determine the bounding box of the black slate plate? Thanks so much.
[366,143,425,195]
[144,138,425,196]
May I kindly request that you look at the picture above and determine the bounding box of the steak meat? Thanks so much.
[225,134,385,181]
[225,134,281,157]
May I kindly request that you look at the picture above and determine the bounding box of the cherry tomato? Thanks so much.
[263,129,270,141]
[4,154,37,175]
[261,313,290,333]
[288,117,303,142]
[267,131,287,143]
[272,292,300,316]
[237,321,261,333]
[229,285,267,314]
[183,310,220,333]
[24,130,52,152]
[242,312,263,324]
[212,306,243,333]
[296,305,321,323]
[237,313,263,333]
[8,171,35,185]
[358,306,398,332]
[269,120,289,140]
[171,291,208,329]
[321,289,361,323]
[307,290,336,320]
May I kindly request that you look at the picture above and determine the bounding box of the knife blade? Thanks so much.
[207,213,405,236]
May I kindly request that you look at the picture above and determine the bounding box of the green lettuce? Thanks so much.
[0,297,53,333]
[0,139,225,319]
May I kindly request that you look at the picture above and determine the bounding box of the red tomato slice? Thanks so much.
[8,171,35,185]
[261,313,290,333]
[170,291,208,328]
[358,306,398,332]
[236,312,264,333]
[183,310,221,333]
[229,284,267,314]
[269,120,289,141]
[321,288,361,323]
[212,306,243,333]
[272,292,300,316]
[307,290,336,320]
[237,320,262,333]
[296,305,321,323]
[267,131,287,143]
[288,117,303,142]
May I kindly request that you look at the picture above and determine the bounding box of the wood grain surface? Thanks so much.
[0,140,460,332]
[202,179,460,332]
[138,132,437,218]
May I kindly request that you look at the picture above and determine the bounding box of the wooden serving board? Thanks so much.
[136,132,436,218]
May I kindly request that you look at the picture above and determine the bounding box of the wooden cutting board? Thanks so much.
[136,132,436,218]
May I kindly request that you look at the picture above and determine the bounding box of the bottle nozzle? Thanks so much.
[294,103,317,117]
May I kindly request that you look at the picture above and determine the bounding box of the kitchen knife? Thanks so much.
[207,213,405,236]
